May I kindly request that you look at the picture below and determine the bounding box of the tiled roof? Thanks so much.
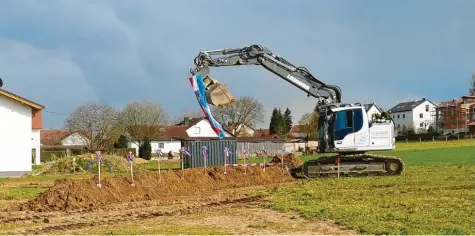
[41,130,74,145]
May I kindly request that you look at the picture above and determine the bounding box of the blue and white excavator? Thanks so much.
[190,45,404,178]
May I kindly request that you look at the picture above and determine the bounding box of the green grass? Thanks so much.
[0,186,47,200]
[264,145,475,235]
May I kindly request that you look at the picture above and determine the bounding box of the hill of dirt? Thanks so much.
[18,166,292,212]
[271,153,304,167]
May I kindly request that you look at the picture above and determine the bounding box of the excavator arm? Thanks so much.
[190,44,342,107]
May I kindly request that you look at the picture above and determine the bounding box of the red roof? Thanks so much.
[41,130,74,145]
[290,125,305,133]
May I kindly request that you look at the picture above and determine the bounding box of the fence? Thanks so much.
[237,141,284,157]
[182,140,238,168]
[396,134,475,142]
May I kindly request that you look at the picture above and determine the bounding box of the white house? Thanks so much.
[388,98,437,134]
[0,88,44,177]
[40,130,89,146]
[363,103,383,121]
[127,117,234,156]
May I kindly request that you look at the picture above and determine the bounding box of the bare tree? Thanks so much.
[64,102,122,152]
[469,72,475,95]
[298,111,319,140]
[211,96,265,133]
[119,100,169,146]
[171,109,203,125]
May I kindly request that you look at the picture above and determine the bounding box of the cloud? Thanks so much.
[0,0,474,129]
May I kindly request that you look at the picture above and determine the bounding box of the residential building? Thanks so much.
[127,117,234,155]
[287,124,318,152]
[0,88,44,177]
[437,95,475,134]
[363,103,383,121]
[40,130,89,147]
[388,98,437,134]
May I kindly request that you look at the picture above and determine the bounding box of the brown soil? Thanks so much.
[18,166,292,212]
[271,153,304,167]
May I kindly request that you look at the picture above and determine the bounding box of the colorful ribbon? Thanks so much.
[155,149,163,157]
[95,151,104,163]
[127,152,135,162]
[224,147,232,157]
[188,73,225,139]
[202,146,209,157]
[181,147,192,157]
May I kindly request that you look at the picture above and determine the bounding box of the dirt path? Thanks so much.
[0,185,355,235]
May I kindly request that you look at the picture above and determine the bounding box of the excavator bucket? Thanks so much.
[202,76,237,107]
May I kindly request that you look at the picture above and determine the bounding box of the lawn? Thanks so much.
[264,145,475,235]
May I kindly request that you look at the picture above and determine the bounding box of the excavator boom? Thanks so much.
[190,45,342,107]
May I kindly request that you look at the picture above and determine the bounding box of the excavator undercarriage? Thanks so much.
[289,153,405,178]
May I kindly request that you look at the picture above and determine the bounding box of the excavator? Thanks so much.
[189,45,404,178]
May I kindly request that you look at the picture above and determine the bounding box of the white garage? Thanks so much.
[0,88,44,177]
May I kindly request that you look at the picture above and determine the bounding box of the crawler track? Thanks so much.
[290,154,405,178]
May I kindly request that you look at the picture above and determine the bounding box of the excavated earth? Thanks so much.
[17,166,293,212]
[271,153,305,167]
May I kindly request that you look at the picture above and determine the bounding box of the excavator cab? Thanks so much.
[202,76,238,107]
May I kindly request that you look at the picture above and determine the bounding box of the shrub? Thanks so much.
[138,139,152,160]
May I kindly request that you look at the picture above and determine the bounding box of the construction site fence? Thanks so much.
[395,134,475,142]
[236,141,284,157]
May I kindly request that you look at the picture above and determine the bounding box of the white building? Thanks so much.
[127,117,234,156]
[388,98,437,134]
[0,89,44,177]
[40,130,89,147]
[363,103,383,121]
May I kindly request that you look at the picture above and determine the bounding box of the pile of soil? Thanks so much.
[18,165,292,212]
[271,153,304,167]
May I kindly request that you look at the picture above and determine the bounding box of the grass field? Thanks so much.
[0,139,474,234]
[265,145,475,235]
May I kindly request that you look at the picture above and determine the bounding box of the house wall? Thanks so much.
[31,129,41,165]
[127,140,182,156]
[367,106,381,120]
[391,101,436,134]
[186,120,233,138]
[61,133,88,146]
[391,111,414,133]
[0,96,33,177]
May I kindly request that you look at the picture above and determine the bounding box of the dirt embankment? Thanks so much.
[18,166,292,212]
[271,153,304,167]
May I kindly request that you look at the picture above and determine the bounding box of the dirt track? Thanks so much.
[1,185,355,235]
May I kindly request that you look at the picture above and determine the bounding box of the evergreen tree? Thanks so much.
[269,108,279,134]
[113,135,128,148]
[275,108,286,135]
[283,108,292,133]
[138,138,152,160]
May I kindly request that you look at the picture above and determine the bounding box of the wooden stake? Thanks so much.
[130,161,135,186]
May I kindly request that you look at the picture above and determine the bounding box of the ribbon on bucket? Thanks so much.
[188,73,225,139]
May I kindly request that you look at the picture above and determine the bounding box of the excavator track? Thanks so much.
[290,154,405,178]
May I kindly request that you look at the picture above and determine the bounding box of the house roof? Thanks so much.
[0,88,44,110]
[388,98,434,113]
[253,128,281,139]
[41,130,74,145]
[363,103,382,113]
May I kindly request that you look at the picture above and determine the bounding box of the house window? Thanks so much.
[194,127,200,134]
[393,115,395,118]
[420,122,424,128]
[158,143,164,149]
[397,115,400,118]
[420,113,423,118]
[425,105,429,112]
[403,114,405,118]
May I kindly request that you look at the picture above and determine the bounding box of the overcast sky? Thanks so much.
[1,0,474,129]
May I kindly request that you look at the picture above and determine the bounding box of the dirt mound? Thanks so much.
[18,166,292,212]
[271,153,304,167]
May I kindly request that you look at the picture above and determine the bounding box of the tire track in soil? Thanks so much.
[21,196,264,235]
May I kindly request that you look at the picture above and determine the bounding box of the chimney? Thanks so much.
[184,117,190,126]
